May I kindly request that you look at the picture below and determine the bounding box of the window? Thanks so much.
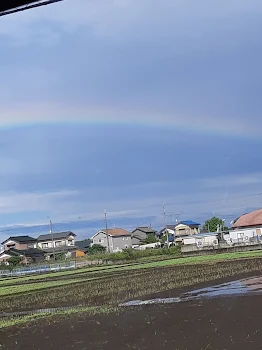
[7,244,15,249]
[98,239,104,243]
[55,241,62,247]
[42,243,48,248]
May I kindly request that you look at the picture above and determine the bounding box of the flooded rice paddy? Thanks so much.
[120,275,262,306]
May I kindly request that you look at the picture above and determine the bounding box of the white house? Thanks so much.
[37,231,76,249]
[223,228,261,245]
[183,232,218,247]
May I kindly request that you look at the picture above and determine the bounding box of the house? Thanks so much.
[158,225,177,238]
[175,221,200,238]
[223,228,261,245]
[1,236,37,251]
[232,209,262,232]
[0,248,45,264]
[42,246,85,260]
[131,227,157,245]
[158,221,200,243]
[91,228,132,252]
[37,231,76,250]
[75,239,91,254]
[183,232,218,248]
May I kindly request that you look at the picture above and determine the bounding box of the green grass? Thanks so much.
[0,277,94,296]
[0,306,115,329]
[2,249,262,286]
[0,263,130,286]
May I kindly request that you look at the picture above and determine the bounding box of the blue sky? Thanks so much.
[0,0,262,241]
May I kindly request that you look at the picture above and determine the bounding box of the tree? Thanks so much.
[143,233,158,244]
[202,217,226,233]
[87,244,106,255]
[7,256,22,269]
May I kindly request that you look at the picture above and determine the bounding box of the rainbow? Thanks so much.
[0,103,258,139]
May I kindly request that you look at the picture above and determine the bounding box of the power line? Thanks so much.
[0,0,64,17]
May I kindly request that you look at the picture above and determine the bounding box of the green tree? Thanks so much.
[87,244,106,255]
[202,217,226,232]
[7,256,22,269]
[161,233,169,244]
[143,233,158,244]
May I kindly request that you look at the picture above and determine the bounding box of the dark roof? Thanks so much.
[42,246,78,254]
[1,235,37,245]
[158,225,177,234]
[75,240,91,251]
[37,231,76,242]
[8,248,44,257]
[133,227,157,234]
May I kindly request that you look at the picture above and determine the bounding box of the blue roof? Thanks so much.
[178,220,200,226]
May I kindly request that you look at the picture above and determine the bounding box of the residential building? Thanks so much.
[158,221,200,243]
[1,236,37,251]
[75,239,91,254]
[175,221,200,238]
[43,246,85,260]
[158,225,177,238]
[232,209,262,232]
[223,228,261,245]
[0,248,45,264]
[183,232,218,247]
[91,228,132,252]
[37,231,76,250]
[131,227,157,246]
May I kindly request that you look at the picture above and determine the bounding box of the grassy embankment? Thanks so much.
[2,249,262,329]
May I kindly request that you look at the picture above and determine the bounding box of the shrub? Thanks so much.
[88,244,106,255]
[7,256,22,270]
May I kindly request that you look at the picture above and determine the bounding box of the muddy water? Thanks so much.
[120,275,262,306]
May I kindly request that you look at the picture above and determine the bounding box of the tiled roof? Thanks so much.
[100,228,131,237]
[3,248,44,257]
[1,235,37,245]
[133,227,157,234]
[232,209,262,228]
[37,231,76,242]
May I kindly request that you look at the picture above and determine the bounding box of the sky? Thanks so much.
[0,0,262,241]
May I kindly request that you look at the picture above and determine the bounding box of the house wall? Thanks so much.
[38,236,75,249]
[3,241,36,251]
[92,231,109,250]
[111,236,132,252]
[175,224,199,237]
[225,228,260,244]
[0,253,12,262]
[131,229,147,245]
[184,235,218,246]
[92,231,132,252]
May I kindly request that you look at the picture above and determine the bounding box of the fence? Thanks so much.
[181,239,262,256]
[0,261,76,278]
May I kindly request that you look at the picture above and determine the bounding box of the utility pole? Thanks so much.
[49,219,55,261]
[104,210,110,253]
[162,203,169,247]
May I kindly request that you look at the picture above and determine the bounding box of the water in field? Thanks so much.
[120,275,262,306]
